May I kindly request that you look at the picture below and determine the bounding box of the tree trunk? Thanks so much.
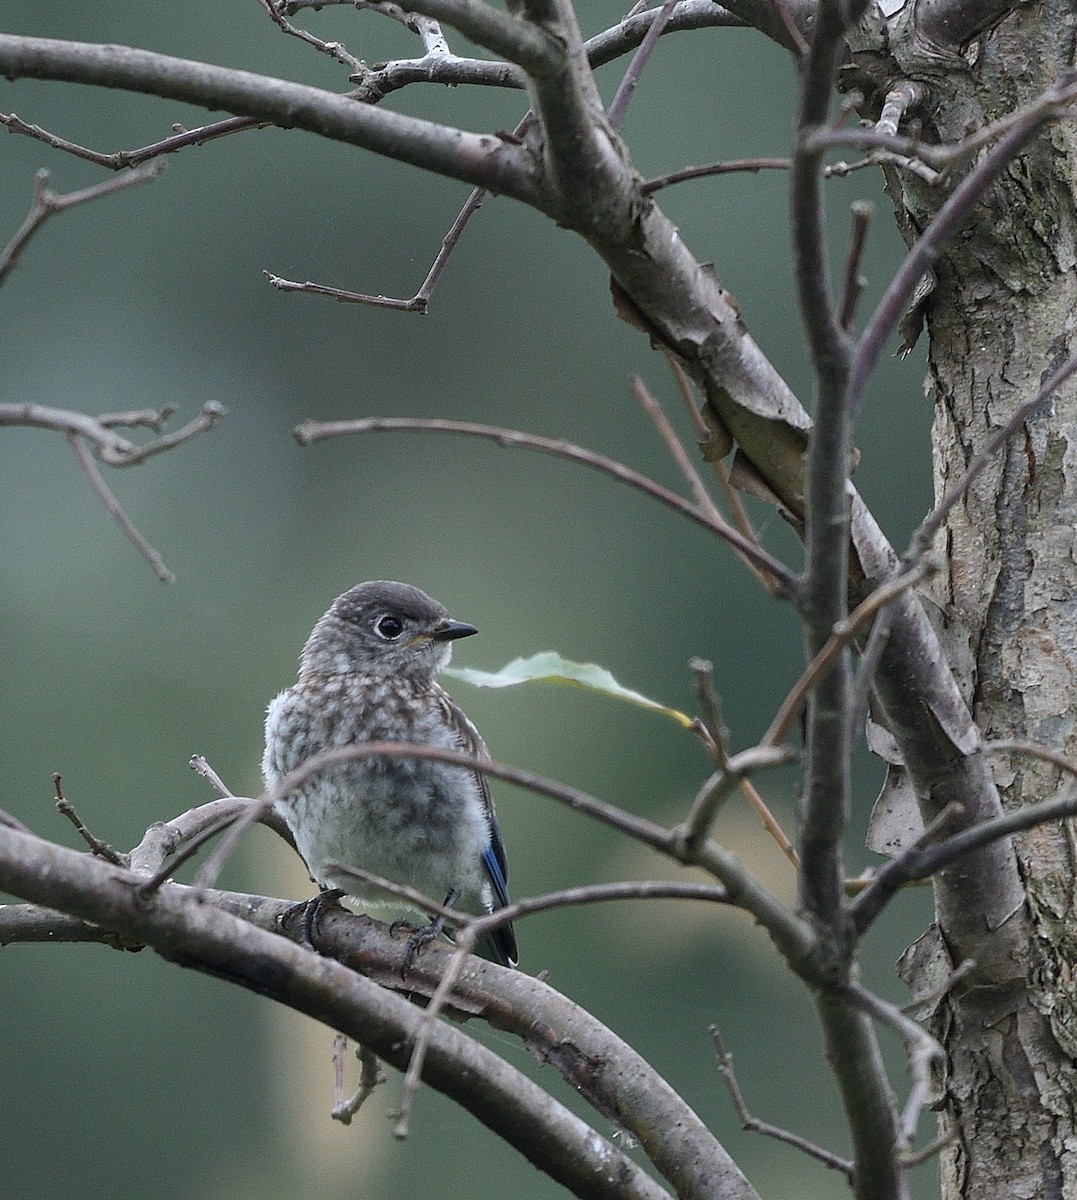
[873,3,1077,1196]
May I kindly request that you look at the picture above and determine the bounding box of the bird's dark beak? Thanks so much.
[432,619,478,642]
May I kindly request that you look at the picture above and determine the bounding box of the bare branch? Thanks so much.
[814,990,903,1200]
[764,555,937,749]
[839,200,873,331]
[675,747,797,856]
[294,415,798,594]
[0,823,685,1200]
[256,0,362,69]
[0,36,541,203]
[2,110,267,169]
[0,160,163,284]
[710,1028,853,1177]
[606,0,678,132]
[67,434,175,583]
[1,401,225,465]
[843,981,943,1150]
[265,114,529,311]
[849,774,1077,936]
[188,754,236,799]
[374,0,561,71]
[790,0,863,937]
[52,773,125,864]
[195,738,818,974]
[643,157,793,194]
[332,1038,386,1123]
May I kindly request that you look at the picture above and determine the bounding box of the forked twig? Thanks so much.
[710,1028,853,1177]
[764,556,937,748]
[0,160,163,284]
[1,111,264,170]
[52,773,125,864]
[67,434,175,583]
[332,1035,386,1123]
[606,0,679,132]
[843,982,943,1149]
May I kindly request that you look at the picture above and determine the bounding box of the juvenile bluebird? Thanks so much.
[262,581,517,968]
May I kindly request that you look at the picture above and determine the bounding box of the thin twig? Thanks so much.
[875,82,924,138]
[710,1028,853,1176]
[676,748,798,859]
[322,860,464,925]
[1,111,265,170]
[391,874,739,1138]
[982,739,1077,779]
[196,741,676,897]
[843,981,943,1149]
[67,434,175,583]
[689,658,729,757]
[97,407,175,430]
[394,929,475,1137]
[139,811,248,894]
[2,401,226,466]
[643,157,793,193]
[52,773,125,864]
[103,401,227,466]
[294,416,798,596]
[901,1129,957,1169]
[845,600,896,760]
[189,754,236,798]
[667,359,772,587]
[902,957,976,1017]
[769,0,809,56]
[849,781,1077,935]
[839,200,873,331]
[0,160,163,284]
[332,1037,386,1123]
[257,0,362,69]
[632,374,782,590]
[265,114,530,311]
[631,375,723,522]
[126,796,266,877]
[606,0,679,133]
[190,738,814,969]
[814,73,1077,171]
[763,556,937,748]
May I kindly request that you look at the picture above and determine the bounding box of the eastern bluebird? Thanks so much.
[262,580,517,968]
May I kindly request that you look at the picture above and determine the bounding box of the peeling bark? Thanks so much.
[861,3,1077,1197]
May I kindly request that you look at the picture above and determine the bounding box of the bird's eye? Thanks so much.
[375,614,404,641]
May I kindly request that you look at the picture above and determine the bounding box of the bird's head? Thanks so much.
[299,580,477,682]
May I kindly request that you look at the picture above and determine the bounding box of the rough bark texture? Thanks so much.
[861,4,1077,1197]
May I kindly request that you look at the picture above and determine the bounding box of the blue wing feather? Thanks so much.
[440,686,518,968]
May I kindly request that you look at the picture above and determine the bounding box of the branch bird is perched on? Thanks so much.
[262,580,517,968]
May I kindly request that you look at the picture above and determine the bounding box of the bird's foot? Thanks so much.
[393,921,443,979]
[395,889,459,979]
[282,888,346,947]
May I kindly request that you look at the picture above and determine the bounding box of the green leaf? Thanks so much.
[445,651,694,729]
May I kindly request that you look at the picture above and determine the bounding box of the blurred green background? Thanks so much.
[2,4,938,1199]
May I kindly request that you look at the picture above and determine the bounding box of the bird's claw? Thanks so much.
[397,917,445,979]
[282,888,346,947]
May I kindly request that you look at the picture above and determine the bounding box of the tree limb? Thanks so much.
[0,825,761,1200]
[0,36,541,203]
